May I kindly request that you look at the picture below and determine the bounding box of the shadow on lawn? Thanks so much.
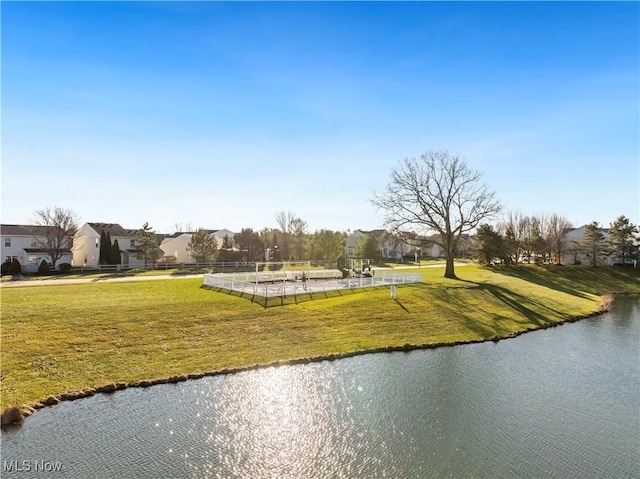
[489,264,640,298]
[201,284,375,308]
[476,283,550,326]
[434,279,567,338]
[393,298,410,313]
[487,265,594,299]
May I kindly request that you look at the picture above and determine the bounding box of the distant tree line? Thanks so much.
[473,213,638,266]
[166,211,348,264]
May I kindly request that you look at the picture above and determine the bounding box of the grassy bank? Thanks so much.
[1,264,639,424]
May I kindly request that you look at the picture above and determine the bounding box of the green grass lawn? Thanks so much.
[1,264,639,423]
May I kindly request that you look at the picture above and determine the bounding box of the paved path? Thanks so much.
[0,274,204,288]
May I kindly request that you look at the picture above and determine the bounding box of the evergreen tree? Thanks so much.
[221,234,234,250]
[473,224,505,265]
[135,222,163,266]
[105,231,113,264]
[10,257,22,275]
[1,258,12,275]
[356,234,380,261]
[502,225,518,264]
[99,230,109,265]
[582,222,607,266]
[186,229,218,263]
[609,215,638,265]
[234,228,265,262]
[218,234,235,262]
[38,259,51,275]
[111,239,121,265]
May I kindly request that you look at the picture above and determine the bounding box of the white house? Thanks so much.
[159,229,236,263]
[214,229,236,248]
[345,230,367,257]
[73,222,146,268]
[345,229,422,259]
[1,224,74,271]
[561,225,616,265]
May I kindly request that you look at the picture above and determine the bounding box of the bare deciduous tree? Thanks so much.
[546,213,573,264]
[170,222,193,234]
[372,150,501,278]
[29,206,80,268]
[499,210,525,263]
[275,211,296,260]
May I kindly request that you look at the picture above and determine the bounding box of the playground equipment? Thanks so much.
[336,255,374,279]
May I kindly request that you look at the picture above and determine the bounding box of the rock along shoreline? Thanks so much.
[0,293,620,428]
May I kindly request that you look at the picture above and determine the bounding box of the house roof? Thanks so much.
[1,224,58,236]
[24,248,72,254]
[87,223,138,237]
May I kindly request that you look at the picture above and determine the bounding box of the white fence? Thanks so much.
[203,270,422,298]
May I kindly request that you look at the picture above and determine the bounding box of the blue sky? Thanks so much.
[2,1,638,234]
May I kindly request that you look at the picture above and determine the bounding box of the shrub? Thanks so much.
[1,259,11,275]
[10,258,22,275]
[58,263,72,273]
[158,255,177,265]
[38,260,51,275]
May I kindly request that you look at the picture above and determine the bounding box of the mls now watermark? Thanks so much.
[3,460,63,473]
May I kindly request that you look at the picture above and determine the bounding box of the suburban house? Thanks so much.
[345,228,475,260]
[345,230,367,257]
[159,229,236,263]
[0,224,74,271]
[421,233,474,259]
[345,229,423,260]
[560,225,622,265]
[73,222,146,268]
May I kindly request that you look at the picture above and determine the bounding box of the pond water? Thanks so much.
[2,297,639,478]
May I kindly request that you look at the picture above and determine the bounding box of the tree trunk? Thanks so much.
[444,255,456,279]
[443,236,457,279]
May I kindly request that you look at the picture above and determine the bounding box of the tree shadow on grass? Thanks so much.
[487,265,594,300]
[477,283,548,326]
[442,279,567,337]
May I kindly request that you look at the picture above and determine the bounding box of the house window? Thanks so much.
[4,238,11,247]
[31,238,38,248]
[96,238,99,248]
[131,239,136,248]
